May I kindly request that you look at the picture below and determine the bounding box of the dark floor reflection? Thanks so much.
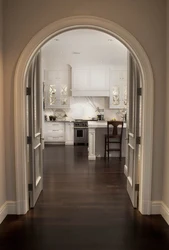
[0,145,169,250]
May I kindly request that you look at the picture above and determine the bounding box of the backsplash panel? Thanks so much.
[44,97,126,121]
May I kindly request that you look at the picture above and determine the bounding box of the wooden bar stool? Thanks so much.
[104,121,124,160]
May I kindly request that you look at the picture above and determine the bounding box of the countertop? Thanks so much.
[45,120,74,123]
[45,119,98,122]
[45,120,126,126]
[88,121,126,128]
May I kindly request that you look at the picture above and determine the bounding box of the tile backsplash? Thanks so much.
[44,97,126,121]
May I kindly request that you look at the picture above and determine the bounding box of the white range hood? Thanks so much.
[71,68,110,97]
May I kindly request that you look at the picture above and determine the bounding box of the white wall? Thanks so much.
[162,0,169,223]
[0,0,7,220]
[3,0,166,202]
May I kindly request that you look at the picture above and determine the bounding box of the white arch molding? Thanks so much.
[14,16,154,215]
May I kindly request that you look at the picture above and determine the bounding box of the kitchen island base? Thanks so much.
[88,121,126,160]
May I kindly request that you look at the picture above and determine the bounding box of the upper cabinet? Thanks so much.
[109,70,127,109]
[72,67,109,96]
[44,66,71,109]
[43,65,127,110]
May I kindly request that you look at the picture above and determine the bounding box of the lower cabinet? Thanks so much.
[44,122,74,145]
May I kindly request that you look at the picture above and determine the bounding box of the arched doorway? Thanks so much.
[14,16,154,215]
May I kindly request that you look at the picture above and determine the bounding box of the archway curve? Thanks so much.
[14,16,154,215]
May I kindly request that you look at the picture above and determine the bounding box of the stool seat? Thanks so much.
[105,134,121,139]
[104,121,124,160]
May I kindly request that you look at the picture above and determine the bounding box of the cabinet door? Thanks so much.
[44,81,60,108]
[109,70,127,109]
[44,69,70,108]
[119,71,127,82]
[60,70,70,108]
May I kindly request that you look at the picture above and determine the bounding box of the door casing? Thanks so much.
[14,16,154,215]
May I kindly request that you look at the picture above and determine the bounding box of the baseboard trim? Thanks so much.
[0,202,8,224]
[65,142,74,146]
[0,201,17,224]
[124,165,128,177]
[88,155,96,160]
[2,201,169,225]
[151,201,161,214]
[161,202,169,225]
[151,201,169,225]
[7,201,17,214]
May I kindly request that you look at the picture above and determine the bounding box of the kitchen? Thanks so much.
[42,29,127,160]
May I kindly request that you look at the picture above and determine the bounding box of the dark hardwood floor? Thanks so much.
[0,145,169,250]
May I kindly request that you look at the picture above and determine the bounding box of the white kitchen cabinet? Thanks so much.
[109,70,127,109]
[44,121,74,145]
[44,67,71,108]
[65,122,74,145]
[44,122,65,143]
[72,68,109,96]
[119,70,127,82]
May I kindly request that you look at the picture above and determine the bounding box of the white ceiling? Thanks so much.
[42,29,128,68]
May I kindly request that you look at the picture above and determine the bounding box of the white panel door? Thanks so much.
[27,51,43,208]
[126,53,141,208]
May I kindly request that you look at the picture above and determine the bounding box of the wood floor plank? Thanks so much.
[0,145,169,250]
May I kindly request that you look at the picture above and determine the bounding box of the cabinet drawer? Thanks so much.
[45,135,65,142]
[45,128,64,134]
[45,122,64,129]
[44,130,64,137]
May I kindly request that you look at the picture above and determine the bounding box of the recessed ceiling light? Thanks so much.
[72,52,81,55]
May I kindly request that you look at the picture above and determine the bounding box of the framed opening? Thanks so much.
[14,16,154,215]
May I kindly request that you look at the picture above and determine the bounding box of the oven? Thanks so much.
[74,120,88,145]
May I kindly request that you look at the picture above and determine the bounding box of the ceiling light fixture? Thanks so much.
[72,52,81,55]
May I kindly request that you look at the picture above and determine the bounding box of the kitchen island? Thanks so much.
[88,121,126,160]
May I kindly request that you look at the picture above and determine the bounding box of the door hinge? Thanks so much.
[136,136,141,144]
[27,136,32,144]
[137,87,142,96]
[28,184,33,191]
[26,87,31,96]
[135,184,139,191]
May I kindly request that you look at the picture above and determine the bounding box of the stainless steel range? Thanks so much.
[74,120,88,145]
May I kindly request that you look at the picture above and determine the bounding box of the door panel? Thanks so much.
[126,53,141,208]
[27,51,43,208]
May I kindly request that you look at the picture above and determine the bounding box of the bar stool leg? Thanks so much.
[108,138,109,160]
[119,144,122,161]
